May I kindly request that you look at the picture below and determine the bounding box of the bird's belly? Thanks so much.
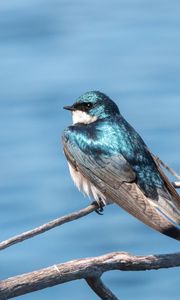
[68,163,111,205]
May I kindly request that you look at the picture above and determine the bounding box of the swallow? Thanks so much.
[62,91,180,241]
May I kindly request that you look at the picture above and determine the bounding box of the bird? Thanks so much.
[62,91,180,241]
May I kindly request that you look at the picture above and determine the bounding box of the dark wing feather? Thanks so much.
[63,136,136,187]
[149,151,180,202]
[63,137,180,241]
[146,151,180,224]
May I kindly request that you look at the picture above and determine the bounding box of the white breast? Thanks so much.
[68,163,111,206]
[72,110,98,124]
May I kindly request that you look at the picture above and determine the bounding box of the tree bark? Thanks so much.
[0,252,179,299]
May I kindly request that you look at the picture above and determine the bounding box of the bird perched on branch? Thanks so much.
[62,91,180,241]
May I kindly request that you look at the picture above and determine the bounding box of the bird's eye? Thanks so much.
[86,103,93,109]
[73,102,93,111]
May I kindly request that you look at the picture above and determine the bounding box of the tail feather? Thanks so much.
[161,224,180,241]
[107,182,180,241]
[148,152,180,226]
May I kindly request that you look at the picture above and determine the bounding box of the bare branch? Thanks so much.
[0,203,97,251]
[86,277,119,300]
[0,251,179,299]
[0,160,179,299]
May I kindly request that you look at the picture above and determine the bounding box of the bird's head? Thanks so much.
[64,91,120,124]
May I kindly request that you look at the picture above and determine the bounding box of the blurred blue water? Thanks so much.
[0,1,180,299]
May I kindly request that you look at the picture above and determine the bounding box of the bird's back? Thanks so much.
[94,114,180,224]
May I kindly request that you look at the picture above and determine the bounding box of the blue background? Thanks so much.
[0,1,180,299]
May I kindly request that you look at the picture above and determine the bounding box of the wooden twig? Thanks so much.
[0,203,98,251]
[86,277,119,300]
[0,252,179,300]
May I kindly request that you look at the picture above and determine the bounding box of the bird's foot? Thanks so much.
[91,199,105,215]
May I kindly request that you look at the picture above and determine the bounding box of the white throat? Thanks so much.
[72,110,98,124]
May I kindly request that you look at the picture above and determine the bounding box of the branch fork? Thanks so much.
[0,159,179,299]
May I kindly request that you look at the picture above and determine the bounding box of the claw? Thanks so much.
[91,199,105,215]
[96,207,104,215]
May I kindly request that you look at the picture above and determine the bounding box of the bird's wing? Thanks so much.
[144,151,180,225]
[149,151,180,202]
[63,135,180,241]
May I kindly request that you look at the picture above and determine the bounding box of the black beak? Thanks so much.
[63,105,75,111]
